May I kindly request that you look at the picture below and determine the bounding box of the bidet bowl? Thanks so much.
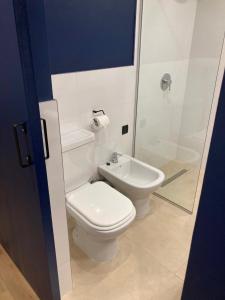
[99,155,165,218]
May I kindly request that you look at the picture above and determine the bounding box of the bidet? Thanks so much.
[99,154,165,218]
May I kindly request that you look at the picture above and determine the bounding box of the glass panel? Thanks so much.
[135,0,225,212]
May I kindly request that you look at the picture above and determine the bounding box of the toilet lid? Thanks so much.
[66,182,134,228]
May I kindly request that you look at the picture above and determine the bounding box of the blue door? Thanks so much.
[0,1,60,299]
[182,73,225,299]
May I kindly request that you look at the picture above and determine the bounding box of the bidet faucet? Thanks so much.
[111,152,122,163]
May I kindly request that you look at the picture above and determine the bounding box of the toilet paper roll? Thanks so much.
[90,115,110,131]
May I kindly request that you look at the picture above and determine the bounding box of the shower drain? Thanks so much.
[160,169,188,187]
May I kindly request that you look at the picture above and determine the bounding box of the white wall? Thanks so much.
[178,0,225,156]
[135,0,197,167]
[52,66,136,166]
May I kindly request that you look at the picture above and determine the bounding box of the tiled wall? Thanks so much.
[52,66,136,164]
[135,0,197,167]
[178,0,225,155]
[135,0,225,169]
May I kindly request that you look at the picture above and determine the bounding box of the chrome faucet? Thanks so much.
[111,152,122,163]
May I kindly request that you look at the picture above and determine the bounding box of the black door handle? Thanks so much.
[13,122,33,168]
[40,118,50,160]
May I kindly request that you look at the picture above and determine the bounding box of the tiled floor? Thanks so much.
[63,195,197,300]
[157,160,200,212]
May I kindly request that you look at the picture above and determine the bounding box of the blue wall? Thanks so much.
[44,0,137,74]
[26,0,53,101]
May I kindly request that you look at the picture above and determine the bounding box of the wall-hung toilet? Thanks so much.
[61,129,136,261]
[99,154,165,219]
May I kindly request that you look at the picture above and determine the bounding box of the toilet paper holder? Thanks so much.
[90,109,110,131]
[92,109,105,115]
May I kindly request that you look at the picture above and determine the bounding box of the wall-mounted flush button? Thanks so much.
[122,125,129,135]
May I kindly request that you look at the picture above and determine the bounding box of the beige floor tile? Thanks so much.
[150,196,196,243]
[158,169,199,212]
[0,279,6,294]
[157,161,200,212]
[161,161,186,179]
[0,291,14,300]
[125,199,194,273]
[125,224,186,273]
[175,261,188,281]
[64,235,184,300]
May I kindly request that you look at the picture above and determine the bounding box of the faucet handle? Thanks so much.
[111,152,118,163]
[111,152,123,163]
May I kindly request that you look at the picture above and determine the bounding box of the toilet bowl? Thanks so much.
[99,154,165,219]
[61,128,136,261]
[66,182,136,261]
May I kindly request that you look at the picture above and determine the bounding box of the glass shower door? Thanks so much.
[135,0,225,212]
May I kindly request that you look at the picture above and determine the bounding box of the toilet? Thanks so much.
[61,128,136,261]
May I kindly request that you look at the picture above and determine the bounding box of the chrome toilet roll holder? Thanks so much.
[92,109,105,115]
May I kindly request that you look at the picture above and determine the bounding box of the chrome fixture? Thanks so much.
[92,109,105,115]
[161,73,172,91]
[111,152,122,163]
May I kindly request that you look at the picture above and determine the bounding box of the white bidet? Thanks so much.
[99,155,165,219]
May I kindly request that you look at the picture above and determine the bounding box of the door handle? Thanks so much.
[13,122,33,168]
[40,118,50,160]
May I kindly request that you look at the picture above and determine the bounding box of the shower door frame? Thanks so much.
[132,0,143,157]
[132,0,225,213]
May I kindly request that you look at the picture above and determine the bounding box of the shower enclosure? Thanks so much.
[135,0,225,212]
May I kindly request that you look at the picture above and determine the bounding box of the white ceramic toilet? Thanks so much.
[99,154,165,219]
[61,128,136,261]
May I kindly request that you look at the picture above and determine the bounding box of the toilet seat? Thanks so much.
[66,181,136,234]
[67,202,136,232]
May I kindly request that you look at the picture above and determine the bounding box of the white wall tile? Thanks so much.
[135,0,225,170]
[135,0,197,167]
[51,66,137,171]
[191,0,225,59]
[178,0,225,155]
[141,0,197,64]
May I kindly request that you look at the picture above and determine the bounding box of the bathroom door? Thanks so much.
[0,1,60,300]
[182,39,225,297]
[182,73,225,299]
